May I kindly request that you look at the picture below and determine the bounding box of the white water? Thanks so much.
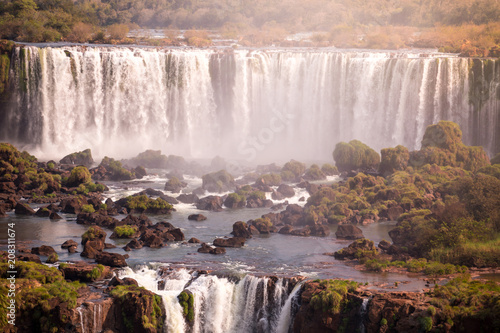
[3,46,499,162]
[118,266,302,333]
[275,282,303,333]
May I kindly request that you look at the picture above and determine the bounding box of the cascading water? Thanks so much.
[118,266,303,333]
[1,46,499,161]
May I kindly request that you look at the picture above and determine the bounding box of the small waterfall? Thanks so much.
[76,305,87,333]
[119,266,303,333]
[358,298,370,333]
[275,282,303,333]
[2,46,499,161]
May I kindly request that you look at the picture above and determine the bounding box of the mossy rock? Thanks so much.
[281,160,306,179]
[100,156,135,181]
[59,149,94,167]
[421,121,463,153]
[202,170,235,193]
[333,140,380,172]
[379,145,410,176]
[304,164,326,181]
[66,166,92,187]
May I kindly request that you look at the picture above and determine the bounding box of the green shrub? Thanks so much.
[333,140,380,172]
[380,318,388,326]
[81,204,95,213]
[66,166,91,187]
[114,225,138,238]
[309,280,359,314]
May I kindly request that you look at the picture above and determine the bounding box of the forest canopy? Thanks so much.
[1,0,500,53]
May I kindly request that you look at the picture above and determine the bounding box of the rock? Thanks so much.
[333,238,378,260]
[0,181,16,194]
[387,206,404,221]
[165,228,185,242]
[159,194,179,205]
[188,238,201,244]
[134,166,147,179]
[176,193,199,204]
[31,245,56,256]
[379,145,410,176]
[17,253,41,264]
[60,197,88,214]
[333,140,380,172]
[34,207,51,217]
[196,196,223,211]
[378,239,392,252]
[310,225,331,237]
[213,237,246,248]
[192,187,206,196]
[15,202,35,215]
[123,239,143,251]
[210,247,226,255]
[109,276,139,287]
[60,262,110,282]
[50,212,63,220]
[197,243,212,253]
[95,252,127,267]
[279,225,294,234]
[277,184,295,198]
[59,148,93,167]
[81,226,107,251]
[201,170,235,193]
[68,246,77,253]
[104,243,116,249]
[335,224,364,240]
[231,221,252,238]
[188,214,207,221]
[290,226,311,236]
[61,239,78,249]
[303,164,326,181]
[81,243,100,259]
[164,177,187,193]
[140,231,164,248]
[271,190,285,200]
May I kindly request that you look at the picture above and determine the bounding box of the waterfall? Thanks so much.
[2,46,499,161]
[275,282,303,333]
[119,266,303,333]
[358,297,370,333]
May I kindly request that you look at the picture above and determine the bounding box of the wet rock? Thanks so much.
[279,225,294,234]
[140,231,164,248]
[35,207,51,217]
[17,253,41,264]
[310,225,331,237]
[271,190,285,200]
[81,226,107,251]
[123,239,143,251]
[60,262,111,282]
[59,148,93,167]
[202,170,235,193]
[95,252,127,267]
[68,246,77,253]
[60,197,88,214]
[188,237,201,244]
[335,224,364,240]
[290,226,311,237]
[108,276,139,287]
[61,239,78,249]
[210,247,226,255]
[188,214,207,221]
[81,243,100,259]
[333,239,378,260]
[231,221,252,238]
[15,202,35,215]
[164,177,187,193]
[213,237,246,248]
[277,184,295,198]
[197,243,212,253]
[50,212,63,220]
[378,239,392,252]
[176,193,199,204]
[31,245,56,256]
[196,196,223,211]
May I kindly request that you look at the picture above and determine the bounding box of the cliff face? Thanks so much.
[293,280,499,333]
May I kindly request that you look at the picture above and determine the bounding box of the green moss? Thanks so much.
[321,163,339,176]
[81,204,95,213]
[333,140,380,172]
[304,164,326,180]
[380,318,388,326]
[281,160,306,179]
[256,173,282,186]
[224,192,246,208]
[178,291,195,322]
[100,156,134,180]
[114,225,138,238]
[66,166,91,187]
[125,195,173,213]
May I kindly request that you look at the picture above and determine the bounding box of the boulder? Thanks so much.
[164,177,187,193]
[50,212,63,220]
[81,226,107,251]
[333,238,378,260]
[176,193,199,204]
[188,238,201,244]
[17,253,41,264]
[188,214,207,221]
[277,184,295,198]
[35,207,51,217]
[290,226,311,237]
[123,239,143,251]
[95,252,127,267]
[271,190,285,201]
[231,221,252,238]
[201,170,235,193]
[197,243,226,254]
[310,225,331,237]
[31,245,56,256]
[335,224,364,240]
[378,239,392,252]
[140,231,164,248]
[60,262,110,282]
[279,225,294,234]
[213,237,246,248]
[81,243,100,259]
[59,148,93,167]
[196,196,223,211]
[15,202,35,215]
[61,239,78,249]
[60,197,88,214]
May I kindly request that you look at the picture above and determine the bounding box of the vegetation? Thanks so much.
[178,291,195,322]
[333,140,380,172]
[0,261,83,332]
[281,160,306,180]
[309,279,359,314]
[125,194,172,213]
[99,156,134,181]
[66,165,91,187]
[114,225,138,238]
